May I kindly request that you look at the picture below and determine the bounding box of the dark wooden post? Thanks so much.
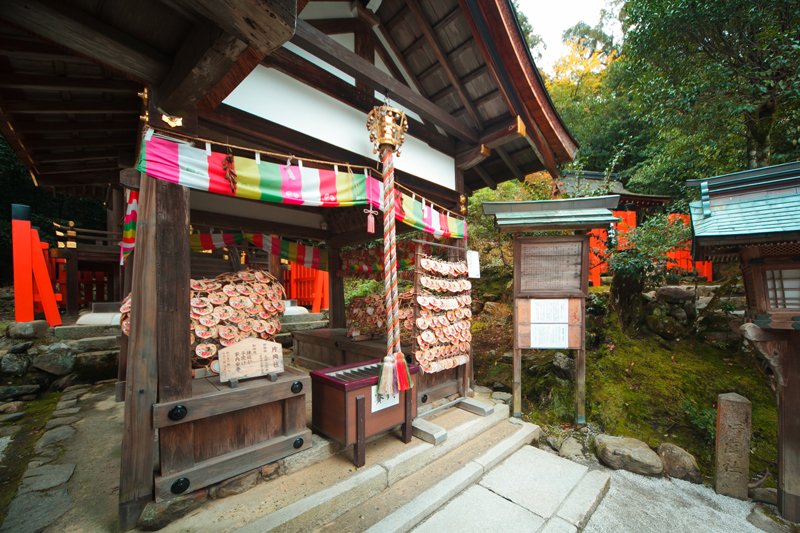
[119,174,159,529]
[65,248,80,317]
[154,181,193,479]
[328,246,345,328]
[742,325,800,520]
[119,175,192,528]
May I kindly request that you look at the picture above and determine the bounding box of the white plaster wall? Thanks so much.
[223,66,456,191]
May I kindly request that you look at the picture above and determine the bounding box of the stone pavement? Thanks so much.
[413,445,611,532]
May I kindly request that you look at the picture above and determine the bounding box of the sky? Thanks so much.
[515,0,619,74]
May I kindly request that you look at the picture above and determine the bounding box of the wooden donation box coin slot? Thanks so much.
[218,337,284,385]
[310,359,418,467]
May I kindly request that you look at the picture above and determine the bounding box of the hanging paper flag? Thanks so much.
[136,133,467,239]
[119,189,139,265]
[189,230,329,271]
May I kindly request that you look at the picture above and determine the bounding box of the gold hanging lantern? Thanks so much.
[366,104,408,156]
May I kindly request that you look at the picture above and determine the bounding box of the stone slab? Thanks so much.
[51,407,80,417]
[35,425,76,452]
[0,435,11,462]
[236,465,387,533]
[367,462,484,533]
[412,484,544,533]
[53,325,120,341]
[473,423,540,472]
[68,335,119,352]
[556,469,611,528]
[412,418,448,445]
[0,487,71,533]
[0,412,25,423]
[541,516,579,533]
[74,312,121,326]
[480,446,587,519]
[19,463,76,494]
[457,397,494,416]
[56,399,77,410]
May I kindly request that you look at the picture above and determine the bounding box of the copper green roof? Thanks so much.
[688,161,800,258]
[483,195,620,232]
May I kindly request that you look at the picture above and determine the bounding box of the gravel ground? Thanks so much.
[585,469,761,533]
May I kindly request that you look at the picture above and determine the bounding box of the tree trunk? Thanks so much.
[744,100,776,169]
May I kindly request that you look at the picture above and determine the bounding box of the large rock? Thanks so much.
[656,287,694,304]
[68,335,119,353]
[0,384,40,401]
[137,490,208,531]
[74,350,118,381]
[645,302,688,340]
[657,443,702,483]
[33,343,76,376]
[552,352,575,380]
[6,320,50,339]
[8,341,33,354]
[595,434,663,476]
[1,352,30,376]
[559,436,585,461]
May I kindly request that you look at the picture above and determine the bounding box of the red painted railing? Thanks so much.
[283,263,329,312]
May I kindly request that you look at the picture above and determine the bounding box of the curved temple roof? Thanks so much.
[0,0,576,199]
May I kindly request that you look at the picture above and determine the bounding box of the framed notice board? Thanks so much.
[512,235,589,423]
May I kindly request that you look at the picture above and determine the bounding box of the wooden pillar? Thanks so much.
[778,331,800,521]
[329,246,345,328]
[119,175,191,528]
[154,180,193,479]
[119,174,159,530]
[65,249,80,317]
[741,325,800,521]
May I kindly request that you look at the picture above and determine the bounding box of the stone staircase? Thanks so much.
[52,325,120,382]
[155,401,549,532]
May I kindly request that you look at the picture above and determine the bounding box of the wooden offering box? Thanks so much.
[311,360,418,467]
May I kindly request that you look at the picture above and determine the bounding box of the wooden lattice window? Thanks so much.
[765,268,800,310]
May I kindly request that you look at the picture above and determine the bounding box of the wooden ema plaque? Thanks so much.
[515,298,582,349]
[218,337,284,383]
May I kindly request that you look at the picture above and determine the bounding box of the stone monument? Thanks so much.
[715,392,751,500]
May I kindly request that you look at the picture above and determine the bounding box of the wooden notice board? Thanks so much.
[512,236,589,423]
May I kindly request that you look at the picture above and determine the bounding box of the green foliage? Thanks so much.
[683,399,717,445]
[608,213,691,290]
[511,1,546,61]
[344,279,383,306]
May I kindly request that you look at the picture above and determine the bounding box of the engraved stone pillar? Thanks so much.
[715,392,751,500]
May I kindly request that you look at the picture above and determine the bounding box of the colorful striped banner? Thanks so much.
[189,230,328,271]
[119,189,138,265]
[136,133,467,239]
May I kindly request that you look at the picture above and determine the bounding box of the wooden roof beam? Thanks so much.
[0,1,169,83]
[417,37,473,81]
[496,146,523,180]
[155,22,252,118]
[430,64,487,102]
[291,19,478,143]
[402,6,462,57]
[0,36,87,61]
[167,0,295,55]
[36,170,119,186]
[28,137,133,150]
[473,164,497,189]
[4,100,139,114]
[38,164,119,175]
[406,0,481,129]
[37,153,119,164]
[456,144,490,170]
[9,119,138,133]
[0,74,140,93]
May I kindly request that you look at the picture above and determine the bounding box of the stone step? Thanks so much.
[74,350,119,382]
[279,313,327,325]
[160,400,513,532]
[53,325,120,341]
[67,336,119,353]
[279,320,329,332]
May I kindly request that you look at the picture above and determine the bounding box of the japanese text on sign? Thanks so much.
[218,338,284,383]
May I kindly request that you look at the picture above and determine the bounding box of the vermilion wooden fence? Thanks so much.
[588,211,712,287]
[283,263,329,312]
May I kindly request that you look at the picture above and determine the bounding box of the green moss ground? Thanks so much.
[473,294,777,485]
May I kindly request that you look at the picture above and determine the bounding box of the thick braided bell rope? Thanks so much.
[381,148,401,359]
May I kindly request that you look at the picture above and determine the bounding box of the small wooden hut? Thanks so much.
[689,161,800,521]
